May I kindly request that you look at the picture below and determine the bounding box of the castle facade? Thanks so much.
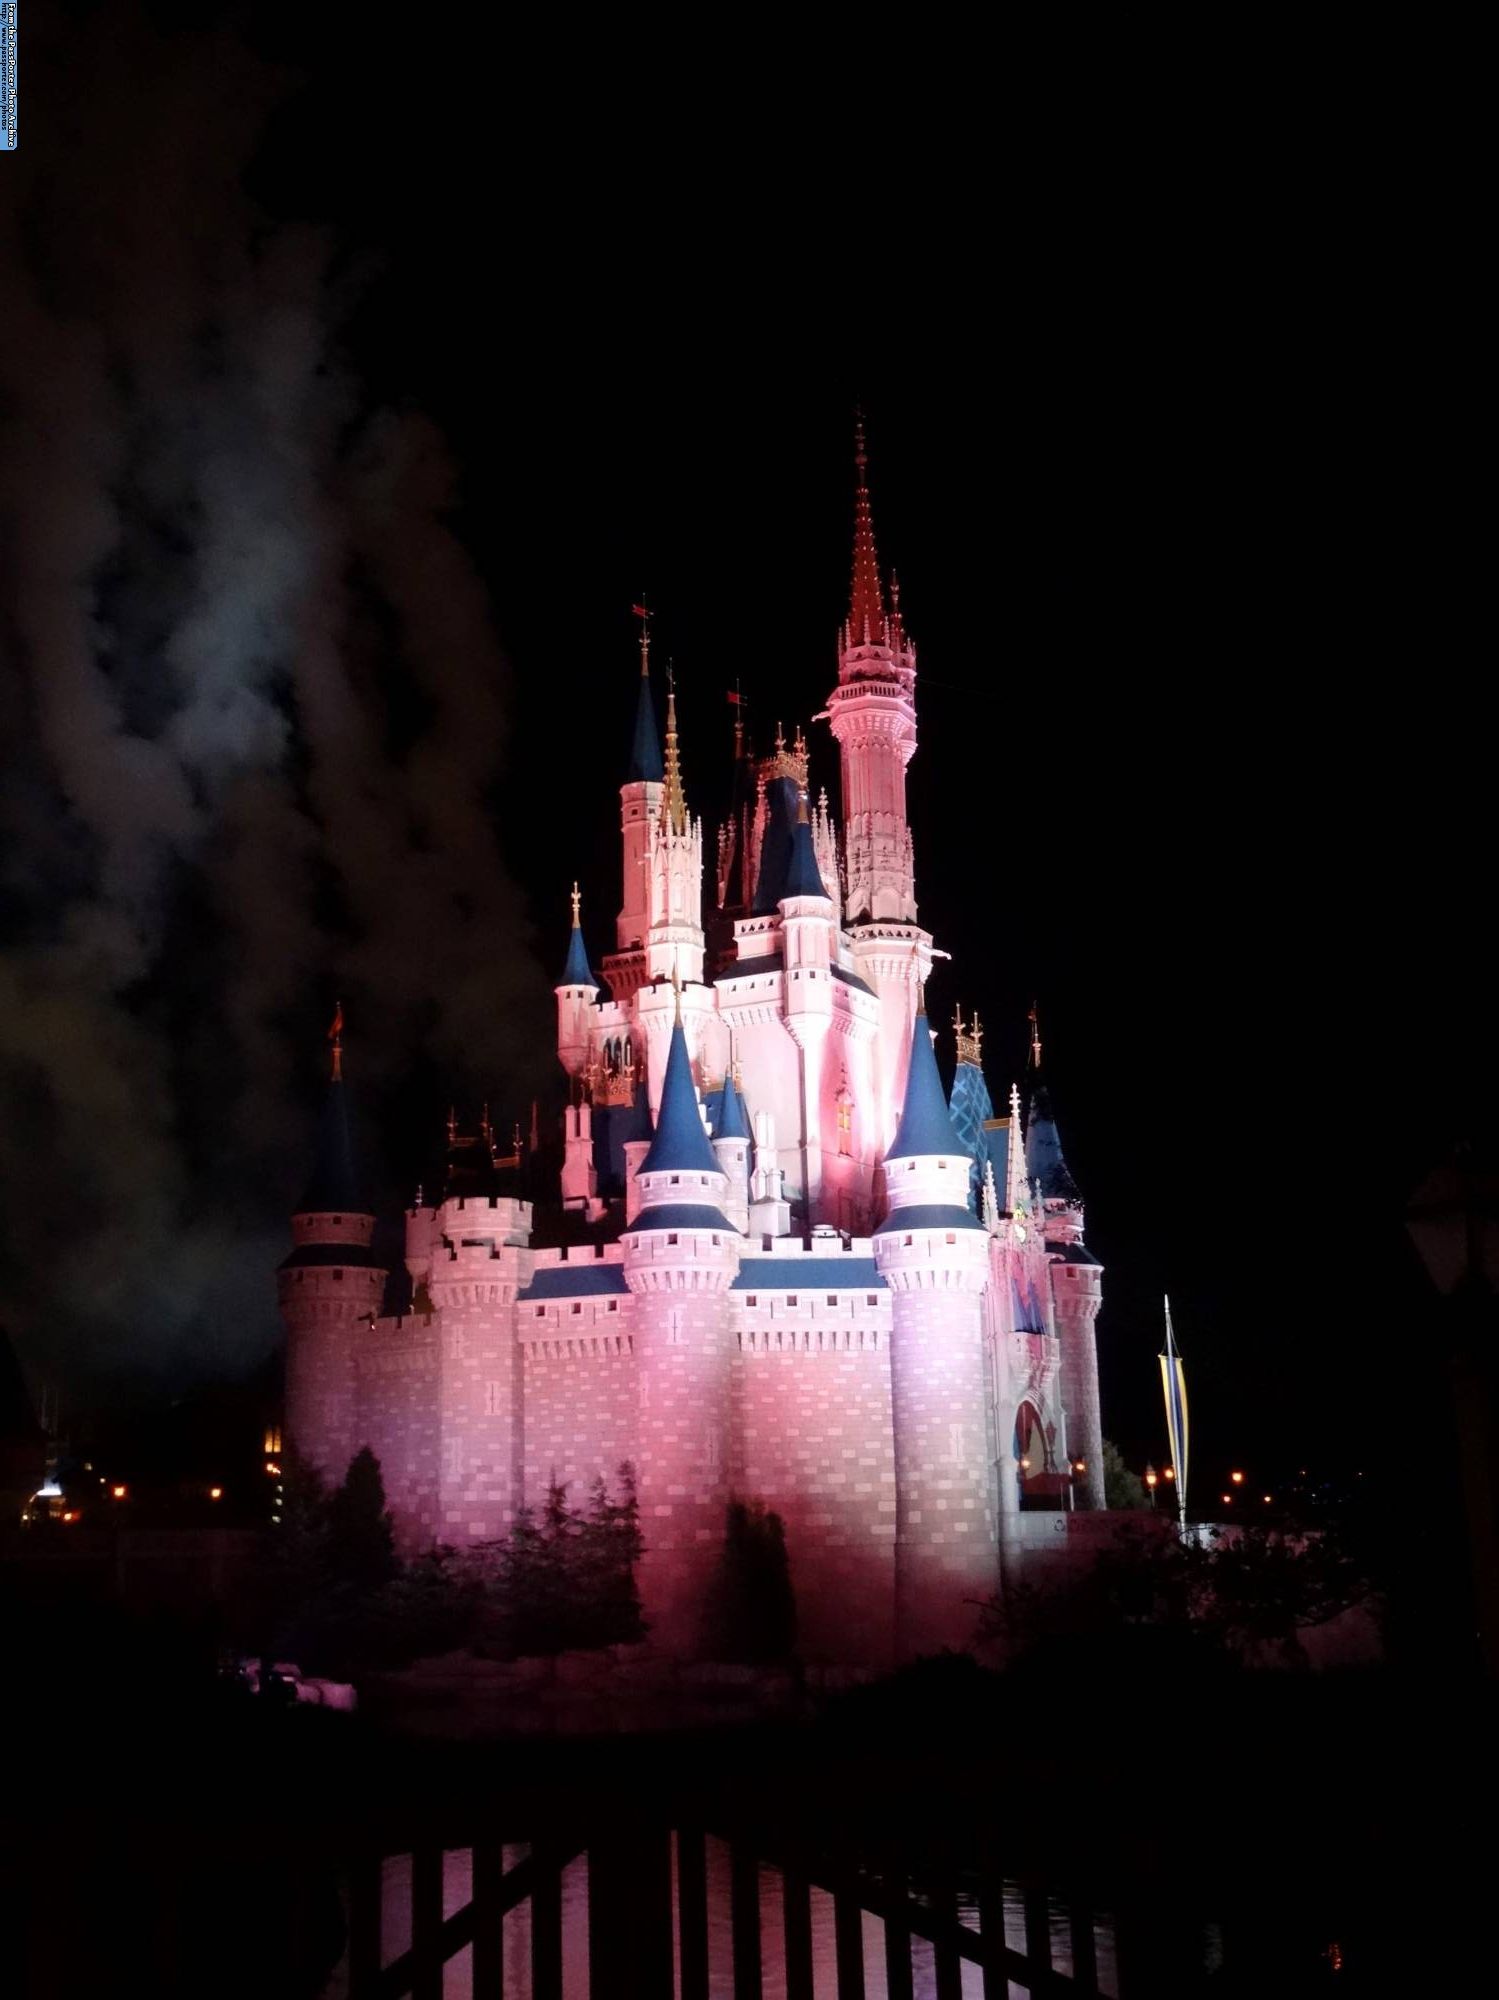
[280,430,1107,1662]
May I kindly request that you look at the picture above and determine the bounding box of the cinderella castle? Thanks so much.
[279,428,1108,1663]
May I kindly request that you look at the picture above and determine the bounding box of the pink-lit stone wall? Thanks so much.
[520,1322,638,1507]
[357,1316,441,1549]
[729,1304,896,1666]
[886,1287,996,1654]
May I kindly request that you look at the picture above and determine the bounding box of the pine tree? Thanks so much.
[325,1446,397,1593]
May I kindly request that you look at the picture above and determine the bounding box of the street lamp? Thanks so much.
[1406,1146,1499,1677]
[1144,1464,1158,1509]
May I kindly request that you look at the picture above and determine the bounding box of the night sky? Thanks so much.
[0,5,1485,1490]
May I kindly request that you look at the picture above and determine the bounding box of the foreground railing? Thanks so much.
[345,1819,1133,1997]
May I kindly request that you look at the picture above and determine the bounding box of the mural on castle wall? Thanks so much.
[279,426,1110,1664]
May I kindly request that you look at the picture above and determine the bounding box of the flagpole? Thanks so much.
[1160,1294,1189,1534]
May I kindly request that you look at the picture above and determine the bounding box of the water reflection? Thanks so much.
[322,1837,1118,1998]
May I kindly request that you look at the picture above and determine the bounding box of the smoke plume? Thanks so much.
[0,15,548,1403]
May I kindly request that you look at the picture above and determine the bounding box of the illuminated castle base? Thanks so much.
[280,431,1108,1664]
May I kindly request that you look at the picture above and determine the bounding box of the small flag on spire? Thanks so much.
[632,603,651,620]
[327,1000,344,1082]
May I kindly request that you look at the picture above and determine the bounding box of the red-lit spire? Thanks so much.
[848,412,887,646]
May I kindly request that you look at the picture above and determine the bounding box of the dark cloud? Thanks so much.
[0,13,548,1403]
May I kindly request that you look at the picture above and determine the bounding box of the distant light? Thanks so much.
[1145,1472,1158,1488]
[61,1511,76,1523]
[1262,1494,1272,1504]
[111,1485,127,1500]
[209,1487,223,1501]
[1221,1494,1232,1505]
[35,1478,62,1500]
[1230,1470,1245,1485]
[1162,1466,1175,1481]
[1073,1459,1087,1475]
[1019,1457,1031,1471]
[265,1462,281,1477]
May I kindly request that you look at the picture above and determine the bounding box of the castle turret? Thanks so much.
[825,418,918,927]
[609,621,665,1004]
[1027,1016,1106,1510]
[279,1008,387,1481]
[556,882,599,1079]
[873,1006,997,1657]
[710,1066,752,1233]
[622,1009,740,1653]
[819,421,932,1150]
[780,791,838,1219]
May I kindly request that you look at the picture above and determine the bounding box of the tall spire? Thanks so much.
[627,606,664,783]
[559,881,596,988]
[780,786,828,899]
[297,1010,371,1215]
[848,412,887,646]
[887,1000,964,1161]
[639,1015,720,1177]
[660,663,688,835]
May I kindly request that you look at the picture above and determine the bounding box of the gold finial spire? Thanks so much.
[954,1005,982,1068]
[570,880,581,926]
[671,951,683,1022]
[1028,1000,1042,1070]
[327,1000,344,1083]
[660,662,688,835]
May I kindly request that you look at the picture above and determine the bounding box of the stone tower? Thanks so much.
[1027,1032,1107,1511]
[874,1007,998,1657]
[622,1009,740,1654]
[279,1011,387,1482]
[822,421,931,1151]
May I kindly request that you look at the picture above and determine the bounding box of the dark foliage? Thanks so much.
[979,1513,1377,1671]
[703,1497,797,1662]
[471,1462,645,1656]
[238,1455,646,1675]
[324,1445,398,1592]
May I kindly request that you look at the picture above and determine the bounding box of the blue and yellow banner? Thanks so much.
[1160,1296,1189,1520]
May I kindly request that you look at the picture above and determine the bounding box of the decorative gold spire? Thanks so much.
[763,719,810,787]
[953,1004,983,1068]
[660,663,689,835]
[1028,999,1042,1070]
[570,880,581,926]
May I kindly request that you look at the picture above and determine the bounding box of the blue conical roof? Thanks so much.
[1025,1076,1081,1201]
[887,1010,963,1161]
[639,1016,721,1176]
[628,670,664,784]
[751,775,801,914]
[780,815,827,900]
[296,1079,372,1214]
[713,1073,751,1140]
[560,919,596,988]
